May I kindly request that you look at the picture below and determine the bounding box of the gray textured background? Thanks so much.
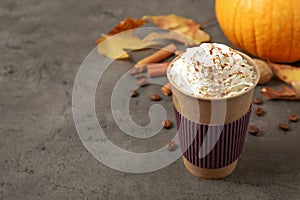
[1,0,300,199]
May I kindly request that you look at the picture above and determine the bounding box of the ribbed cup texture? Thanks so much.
[174,106,251,169]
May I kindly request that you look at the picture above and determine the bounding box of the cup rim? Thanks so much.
[166,48,261,101]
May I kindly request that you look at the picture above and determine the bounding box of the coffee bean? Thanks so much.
[162,119,172,129]
[167,141,177,151]
[288,114,299,122]
[149,94,161,101]
[130,90,138,97]
[248,125,259,135]
[278,123,290,131]
[253,98,263,105]
[254,107,265,116]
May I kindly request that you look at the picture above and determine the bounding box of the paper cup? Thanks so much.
[167,51,260,180]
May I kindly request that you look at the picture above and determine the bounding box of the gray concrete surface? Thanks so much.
[1,0,300,199]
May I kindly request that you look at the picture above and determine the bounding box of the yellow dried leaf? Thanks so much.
[96,34,108,45]
[268,62,300,85]
[143,31,197,46]
[291,81,300,97]
[143,14,210,44]
[97,31,158,59]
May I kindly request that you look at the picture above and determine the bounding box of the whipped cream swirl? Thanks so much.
[168,43,257,98]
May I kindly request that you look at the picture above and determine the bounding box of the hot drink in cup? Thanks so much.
[167,43,260,179]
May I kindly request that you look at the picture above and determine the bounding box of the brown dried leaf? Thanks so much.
[108,18,147,35]
[260,85,300,100]
[253,58,273,84]
[96,18,147,46]
[97,31,158,59]
[143,14,210,44]
[268,62,300,85]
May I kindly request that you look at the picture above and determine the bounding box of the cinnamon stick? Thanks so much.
[136,64,148,73]
[136,77,148,86]
[147,66,168,77]
[146,62,171,70]
[161,82,172,96]
[175,50,184,56]
[134,73,145,79]
[134,44,176,68]
[129,68,138,75]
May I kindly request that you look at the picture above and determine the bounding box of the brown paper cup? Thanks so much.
[167,51,260,180]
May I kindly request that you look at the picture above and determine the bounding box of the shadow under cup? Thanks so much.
[167,52,260,180]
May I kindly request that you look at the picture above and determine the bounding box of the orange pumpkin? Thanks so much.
[215,0,300,63]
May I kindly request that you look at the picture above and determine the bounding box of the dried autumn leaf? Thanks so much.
[143,31,197,46]
[143,14,210,44]
[260,85,300,100]
[291,81,300,97]
[253,58,273,84]
[96,35,106,45]
[108,18,147,35]
[97,31,158,59]
[268,62,300,85]
[96,18,147,45]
